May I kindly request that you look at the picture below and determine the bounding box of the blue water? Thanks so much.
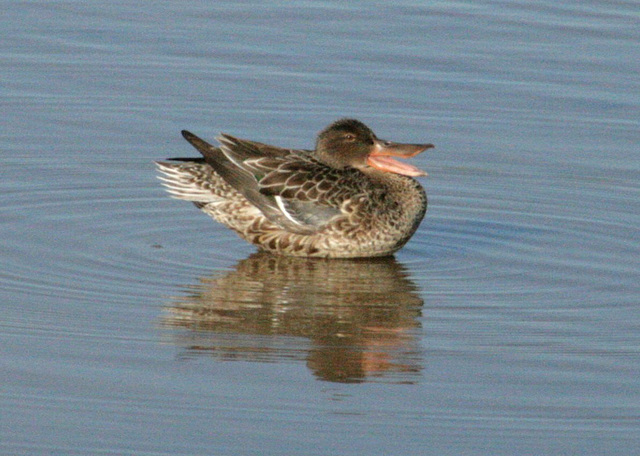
[2,1,639,455]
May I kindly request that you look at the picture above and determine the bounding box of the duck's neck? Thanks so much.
[366,170,424,196]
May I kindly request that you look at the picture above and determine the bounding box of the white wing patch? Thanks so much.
[274,195,307,227]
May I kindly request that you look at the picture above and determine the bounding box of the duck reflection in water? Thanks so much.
[161,252,424,383]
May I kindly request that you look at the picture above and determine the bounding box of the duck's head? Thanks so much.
[315,119,432,177]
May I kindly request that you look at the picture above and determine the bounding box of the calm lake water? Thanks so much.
[2,1,639,455]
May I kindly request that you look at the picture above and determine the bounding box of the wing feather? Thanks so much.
[180,130,374,233]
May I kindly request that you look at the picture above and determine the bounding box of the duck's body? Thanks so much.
[156,119,432,258]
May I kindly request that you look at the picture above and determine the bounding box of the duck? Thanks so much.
[156,118,432,258]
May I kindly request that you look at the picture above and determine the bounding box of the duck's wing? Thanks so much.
[182,131,348,234]
[218,134,376,227]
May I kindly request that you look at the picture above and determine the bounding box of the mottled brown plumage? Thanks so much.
[156,119,432,258]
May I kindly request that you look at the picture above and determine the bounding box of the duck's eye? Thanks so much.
[344,134,356,142]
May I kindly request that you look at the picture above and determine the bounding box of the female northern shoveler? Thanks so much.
[156,119,432,258]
